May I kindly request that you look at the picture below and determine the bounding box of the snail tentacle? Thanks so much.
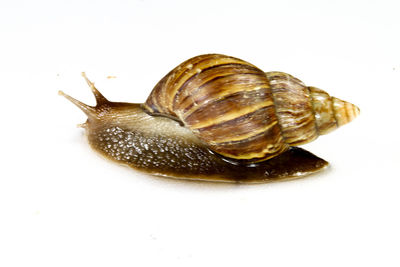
[81,72,109,106]
[58,90,97,119]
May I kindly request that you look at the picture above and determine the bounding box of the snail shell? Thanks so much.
[143,54,359,162]
[60,54,359,183]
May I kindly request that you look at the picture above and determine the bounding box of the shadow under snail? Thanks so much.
[60,54,360,183]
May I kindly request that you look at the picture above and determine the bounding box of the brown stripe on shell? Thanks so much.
[184,87,274,128]
[207,125,288,161]
[175,65,264,112]
[267,71,306,86]
[266,71,318,146]
[181,74,268,115]
[160,54,224,114]
[144,73,171,115]
[145,54,260,116]
[276,112,317,145]
[171,54,256,91]
[193,106,276,143]
[144,54,224,115]
[281,121,318,144]
[182,75,269,115]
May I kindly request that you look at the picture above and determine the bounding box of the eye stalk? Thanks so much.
[58,72,112,122]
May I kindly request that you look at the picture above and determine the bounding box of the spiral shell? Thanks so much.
[143,54,359,162]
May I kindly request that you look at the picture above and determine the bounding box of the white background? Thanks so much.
[1,0,399,266]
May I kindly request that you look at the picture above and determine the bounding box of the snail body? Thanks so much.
[60,54,359,183]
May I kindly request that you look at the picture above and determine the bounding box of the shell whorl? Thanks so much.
[143,54,359,162]
[266,72,359,145]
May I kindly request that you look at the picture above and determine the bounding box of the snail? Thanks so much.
[60,54,359,183]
